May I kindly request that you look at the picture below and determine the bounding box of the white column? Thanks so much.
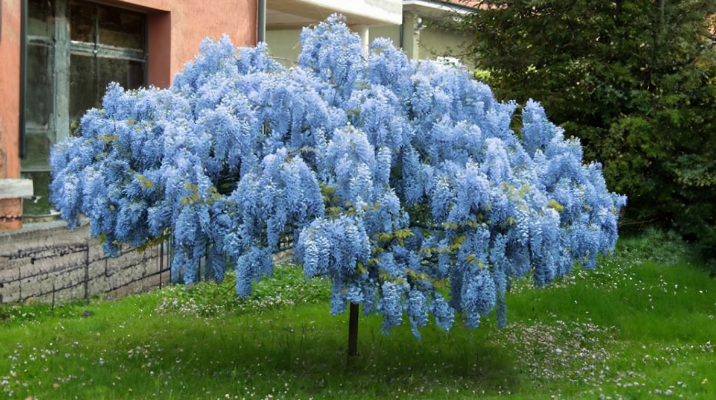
[54,0,71,142]
[354,25,370,56]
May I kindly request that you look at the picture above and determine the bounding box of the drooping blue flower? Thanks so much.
[50,15,626,339]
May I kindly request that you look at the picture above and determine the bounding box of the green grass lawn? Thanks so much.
[1,231,715,399]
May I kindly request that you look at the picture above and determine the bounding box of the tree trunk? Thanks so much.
[348,302,359,359]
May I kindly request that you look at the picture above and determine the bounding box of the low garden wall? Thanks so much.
[0,219,169,304]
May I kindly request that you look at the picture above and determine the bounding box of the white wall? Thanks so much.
[265,16,470,66]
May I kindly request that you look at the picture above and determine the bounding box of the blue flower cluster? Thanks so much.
[50,15,626,338]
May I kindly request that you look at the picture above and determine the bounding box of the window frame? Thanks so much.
[22,0,148,173]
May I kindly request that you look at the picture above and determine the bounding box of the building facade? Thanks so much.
[1,0,418,229]
[1,0,259,229]
[0,0,470,231]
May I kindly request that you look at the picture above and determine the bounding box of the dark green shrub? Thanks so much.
[461,0,716,257]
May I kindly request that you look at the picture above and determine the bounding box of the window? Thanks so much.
[23,0,147,216]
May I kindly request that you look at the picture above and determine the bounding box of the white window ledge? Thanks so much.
[0,179,34,199]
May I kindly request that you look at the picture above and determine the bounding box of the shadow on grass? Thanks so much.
[120,304,523,397]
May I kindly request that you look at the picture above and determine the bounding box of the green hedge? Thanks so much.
[461,0,716,257]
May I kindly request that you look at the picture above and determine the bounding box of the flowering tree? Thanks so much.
[50,16,625,354]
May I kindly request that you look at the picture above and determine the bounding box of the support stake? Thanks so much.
[159,242,164,289]
[348,302,359,359]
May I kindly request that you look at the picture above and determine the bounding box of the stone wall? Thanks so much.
[0,219,169,304]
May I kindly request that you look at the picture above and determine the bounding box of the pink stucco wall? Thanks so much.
[0,0,22,181]
[0,0,24,229]
[107,0,258,87]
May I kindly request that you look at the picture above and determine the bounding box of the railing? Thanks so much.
[167,228,297,285]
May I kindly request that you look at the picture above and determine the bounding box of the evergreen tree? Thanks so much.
[461,0,716,255]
